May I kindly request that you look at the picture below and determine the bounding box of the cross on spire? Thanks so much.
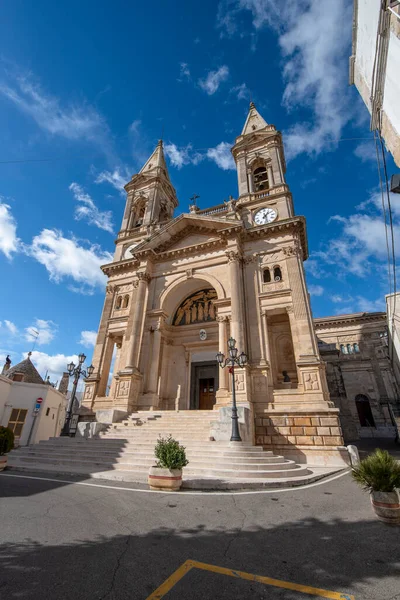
[189,193,200,206]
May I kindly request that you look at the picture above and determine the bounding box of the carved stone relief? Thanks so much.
[303,372,320,391]
[173,289,218,326]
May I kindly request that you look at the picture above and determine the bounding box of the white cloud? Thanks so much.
[79,330,97,348]
[356,296,385,312]
[230,83,250,101]
[95,168,130,193]
[308,284,324,297]
[0,200,19,258]
[26,229,112,293]
[4,320,18,335]
[26,351,79,384]
[164,143,203,169]
[308,189,400,280]
[206,142,235,170]
[218,0,353,160]
[0,72,109,144]
[25,319,57,346]
[69,182,114,233]
[199,66,229,95]
[178,62,191,81]
[354,140,376,163]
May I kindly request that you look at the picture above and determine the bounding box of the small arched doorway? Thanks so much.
[355,394,376,428]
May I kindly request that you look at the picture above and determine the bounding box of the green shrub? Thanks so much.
[352,448,400,493]
[0,426,14,455]
[154,435,189,470]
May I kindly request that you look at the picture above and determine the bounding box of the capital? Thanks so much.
[137,272,151,284]
[225,250,241,263]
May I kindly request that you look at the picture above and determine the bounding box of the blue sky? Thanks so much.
[0,0,398,382]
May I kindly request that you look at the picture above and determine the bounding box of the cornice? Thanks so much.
[314,312,386,329]
[244,216,308,260]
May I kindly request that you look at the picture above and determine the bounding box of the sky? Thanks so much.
[0,0,399,384]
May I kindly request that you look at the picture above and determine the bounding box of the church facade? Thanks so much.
[82,104,349,465]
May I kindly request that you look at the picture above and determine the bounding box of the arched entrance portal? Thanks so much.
[155,278,228,411]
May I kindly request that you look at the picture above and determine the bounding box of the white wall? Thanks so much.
[354,0,381,108]
[353,0,400,163]
[0,380,67,446]
[386,292,400,386]
[383,31,400,136]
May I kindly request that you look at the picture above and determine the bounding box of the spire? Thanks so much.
[241,102,269,136]
[139,139,168,175]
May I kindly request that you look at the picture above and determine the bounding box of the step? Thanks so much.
[4,461,337,490]
[11,451,293,470]
[7,456,309,479]
[14,448,282,463]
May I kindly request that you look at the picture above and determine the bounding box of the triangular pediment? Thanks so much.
[241,102,268,135]
[132,213,243,256]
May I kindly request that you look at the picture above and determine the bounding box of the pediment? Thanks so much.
[133,213,243,257]
[166,232,220,251]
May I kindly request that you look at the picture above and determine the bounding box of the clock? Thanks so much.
[254,207,277,225]
[123,243,138,259]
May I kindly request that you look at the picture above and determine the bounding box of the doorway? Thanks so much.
[355,394,376,427]
[199,378,215,409]
[190,361,218,409]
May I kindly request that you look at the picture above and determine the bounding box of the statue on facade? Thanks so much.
[1,355,11,375]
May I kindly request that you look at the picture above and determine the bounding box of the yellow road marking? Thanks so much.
[146,559,355,600]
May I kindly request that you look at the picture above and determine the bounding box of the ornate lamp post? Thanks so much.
[216,337,248,442]
[61,353,94,436]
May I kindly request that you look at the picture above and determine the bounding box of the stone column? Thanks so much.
[97,335,115,396]
[226,251,245,353]
[126,272,150,370]
[261,311,271,365]
[247,169,254,193]
[147,322,163,394]
[267,165,274,188]
[217,317,228,392]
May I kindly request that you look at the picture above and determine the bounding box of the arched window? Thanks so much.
[353,343,360,353]
[347,343,353,354]
[355,394,376,427]
[115,296,122,310]
[340,344,346,354]
[263,268,271,283]
[123,295,129,309]
[273,266,282,281]
[253,166,269,192]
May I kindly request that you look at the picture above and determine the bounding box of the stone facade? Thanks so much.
[82,103,348,465]
[315,312,399,442]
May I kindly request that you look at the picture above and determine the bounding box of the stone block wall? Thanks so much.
[255,413,344,448]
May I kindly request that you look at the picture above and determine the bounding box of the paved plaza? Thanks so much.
[1,469,399,599]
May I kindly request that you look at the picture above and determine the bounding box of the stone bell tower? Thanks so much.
[114,140,178,263]
[81,141,178,418]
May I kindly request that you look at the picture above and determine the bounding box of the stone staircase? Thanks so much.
[7,411,338,489]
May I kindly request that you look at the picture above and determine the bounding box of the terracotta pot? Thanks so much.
[370,490,400,525]
[0,456,7,472]
[148,466,182,491]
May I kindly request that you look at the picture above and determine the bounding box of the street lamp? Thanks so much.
[216,337,248,442]
[61,354,94,436]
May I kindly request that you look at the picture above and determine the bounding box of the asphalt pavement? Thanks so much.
[0,470,399,599]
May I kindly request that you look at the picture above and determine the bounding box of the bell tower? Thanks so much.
[231,103,294,227]
[114,140,178,262]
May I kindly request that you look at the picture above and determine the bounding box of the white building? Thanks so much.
[0,355,67,446]
[350,0,400,166]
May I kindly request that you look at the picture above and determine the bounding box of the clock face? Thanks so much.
[123,243,138,259]
[254,207,277,225]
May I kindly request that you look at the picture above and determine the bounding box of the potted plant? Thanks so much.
[352,448,400,525]
[0,426,15,471]
[148,435,189,491]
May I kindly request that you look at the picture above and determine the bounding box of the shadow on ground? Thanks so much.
[0,515,398,599]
